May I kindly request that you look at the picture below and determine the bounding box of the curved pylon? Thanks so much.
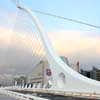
[17,4,100,93]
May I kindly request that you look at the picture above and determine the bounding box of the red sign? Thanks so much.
[46,69,52,76]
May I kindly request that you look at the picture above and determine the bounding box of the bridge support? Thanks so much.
[15,1,100,94]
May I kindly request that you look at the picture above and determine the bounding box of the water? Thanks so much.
[0,95,16,100]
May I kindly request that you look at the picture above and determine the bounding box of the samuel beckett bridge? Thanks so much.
[1,0,100,100]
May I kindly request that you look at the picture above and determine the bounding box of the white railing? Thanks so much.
[0,87,49,100]
[4,86,100,99]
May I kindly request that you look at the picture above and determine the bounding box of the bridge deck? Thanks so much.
[0,88,49,100]
[9,88,100,100]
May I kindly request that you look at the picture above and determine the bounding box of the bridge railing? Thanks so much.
[0,87,49,100]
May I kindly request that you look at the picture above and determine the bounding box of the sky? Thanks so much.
[0,0,100,74]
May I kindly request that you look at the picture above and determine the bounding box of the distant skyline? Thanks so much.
[0,0,100,74]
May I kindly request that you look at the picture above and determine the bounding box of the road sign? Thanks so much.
[46,69,52,76]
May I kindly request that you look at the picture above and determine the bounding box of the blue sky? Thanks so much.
[0,0,100,31]
[22,0,100,31]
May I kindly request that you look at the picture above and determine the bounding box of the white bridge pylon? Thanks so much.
[15,1,100,94]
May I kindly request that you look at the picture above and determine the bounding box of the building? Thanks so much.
[80,69,92,78]
[60,56,80,72]
[0,74,14,86]
[80,67,100,81]
[60,56,69,65]
[27,56,81,86]
[92,67,100,81]
[13,75,27,86]
[27,60,49,85]
[28,56,70,85]
[72,61,80,72]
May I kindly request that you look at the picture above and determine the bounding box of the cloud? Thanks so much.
[48,30,100,67]
[0,27,44,74]
[0,26,99,74]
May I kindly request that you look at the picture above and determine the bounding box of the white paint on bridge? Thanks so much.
[0,88,49,100]
[15,0,100,94]
[4,86,100,100]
